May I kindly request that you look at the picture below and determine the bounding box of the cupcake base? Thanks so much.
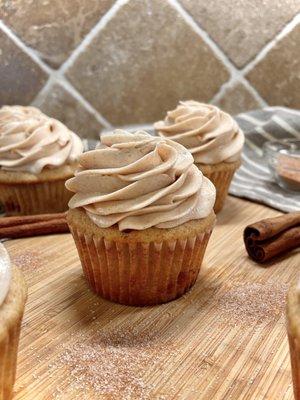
[0,165,77,215]
[0,266,27,400]
[196,160,241,213]
[67,208,216,306]
[287,283,300,400]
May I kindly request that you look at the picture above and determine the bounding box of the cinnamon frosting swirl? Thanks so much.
[155,101,244,164]
[66,130,215,231]
[0,105,83,174]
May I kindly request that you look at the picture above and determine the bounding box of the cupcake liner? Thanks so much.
[196,161,240,213]
[69,226,213,306]
[0,180,72,215]
[0,318,22,400]
[288,331,300,399]
[287,285,300,400]
[0,267,27,400]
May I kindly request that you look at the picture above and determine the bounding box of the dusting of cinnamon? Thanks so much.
[216,281,288,327]
[12,250,42,274]
[51,326,178,400]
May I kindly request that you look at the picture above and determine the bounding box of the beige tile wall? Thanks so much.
[0,0,299,138]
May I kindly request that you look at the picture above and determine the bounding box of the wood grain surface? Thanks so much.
[5,197,300,400]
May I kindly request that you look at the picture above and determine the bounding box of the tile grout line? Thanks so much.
[31,78,54,105]
[29,0,130,128]
[0,0,270,120]
[2,3,299,120]
[173,1,299,105]
[168,0,235,78]
[168,0,268,107]
[32,76,113,129]
[0,20,112,129]
[55,79,113,128]
[217,10,300,106]
[241,12,300,76]
[210,76,268,107]
[37,76,113,129]
[59,0,129,74]
[210,79,238,105]
[238,79,268,107]
[0,20,52,75]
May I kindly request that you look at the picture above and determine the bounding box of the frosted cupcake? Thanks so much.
[287,281,300,399]
[66,130,216,306]
[0,243,27,399]
[0,105,83,215]
[155,101,244,212]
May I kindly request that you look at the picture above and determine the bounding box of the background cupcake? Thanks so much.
[155,101,244,213]
[0,105,83,215]
[66,130,216,306]
[0,243,27,399]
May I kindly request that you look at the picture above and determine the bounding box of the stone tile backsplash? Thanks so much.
[180,0,300,67]
[66,0,229,126]
[33,83,104,139]
[1,0,115,68]
[0,0,299,138]
[0,29,48,105]
[247,24,300,109]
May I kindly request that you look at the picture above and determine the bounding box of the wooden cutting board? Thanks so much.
[5,196,299,400]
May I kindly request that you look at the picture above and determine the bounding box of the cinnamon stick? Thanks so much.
[0,213,69,239]
[244,212,300,263]
[0,212,66,228]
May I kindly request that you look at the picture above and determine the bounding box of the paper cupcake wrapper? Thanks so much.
[0,268,27,400]
[0,317,23,400]
[288,332,300,399]
[70,226,213,306]
[197,165,238,213]
[0,180,72,215]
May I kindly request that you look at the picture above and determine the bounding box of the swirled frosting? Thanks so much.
[0,243,11,307]
[66,130,216,230]
[0,105,83,174]
[154,101,244,164]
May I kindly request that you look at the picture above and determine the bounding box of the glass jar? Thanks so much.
[263,139,300,192]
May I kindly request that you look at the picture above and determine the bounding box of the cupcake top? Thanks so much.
[154,101,244,164]
[0,105,83,174]
[0,243,11,307]
[66,130,216,231]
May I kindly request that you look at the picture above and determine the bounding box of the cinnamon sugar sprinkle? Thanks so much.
[47,282,288,398]
[216,281,288,327]
[17,274,288,398]
[11,250,42,274]
[51,326,178,400]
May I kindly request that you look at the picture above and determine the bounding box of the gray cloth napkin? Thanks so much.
[232,107,300,212]
[86,106,300,213]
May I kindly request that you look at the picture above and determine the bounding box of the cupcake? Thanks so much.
[0,243,27,399]
[287,281,300,399]
[66,130,216,306]
[155,101,244,213]
[0,105,83,215]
